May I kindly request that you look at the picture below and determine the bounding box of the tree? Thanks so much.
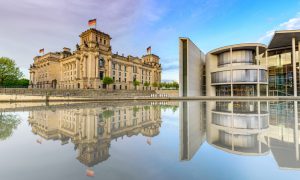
[102,76,114,89]
[171,81,179,90]
[144,81,150,90]
[0,113,21,141]
[17,78,30,87]
[0,57,23,86]
[152,82,158,88]
[133,80,140,90]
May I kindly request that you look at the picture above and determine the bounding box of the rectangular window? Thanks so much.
[99,71,104,80]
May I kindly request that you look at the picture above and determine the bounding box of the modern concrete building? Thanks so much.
[29,28,161,90]
[179,30,300,96]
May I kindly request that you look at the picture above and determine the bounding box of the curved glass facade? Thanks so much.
[212,113,269,129]
[218,50,254,67]
[211,69,267,84]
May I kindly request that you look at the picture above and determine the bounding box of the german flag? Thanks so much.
[39,48,44,54]
[88,19,96,27]
[147,46,151,54]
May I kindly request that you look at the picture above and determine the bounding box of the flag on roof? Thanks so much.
[39,48,44,54]
[88,19,96,27]
[147,46,151,54]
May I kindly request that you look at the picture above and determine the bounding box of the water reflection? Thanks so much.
[1,100,300,179]
[27,102,175,170]
[181,101,300,170]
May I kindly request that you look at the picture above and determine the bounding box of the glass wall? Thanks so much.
[232,70,257,82]
[212,69,267,84]
[216,85,231,96]
[212,113,268,129]
[215,101,268,113]
[211,71,231,83]
[218,50,255,67]
[233,85,257,96]
[268,50,295,96]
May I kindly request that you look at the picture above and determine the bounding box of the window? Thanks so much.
[99,71,104,80]
[119,64,121,70]
[104,39,106,45]
[99,58,104,67]
[124,65,127,71]
[113,63,116,69]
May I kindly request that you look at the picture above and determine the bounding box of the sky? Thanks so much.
[1,0,300,81]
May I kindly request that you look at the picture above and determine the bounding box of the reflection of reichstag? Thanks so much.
[180,101,300,170]
[28,102,168,167]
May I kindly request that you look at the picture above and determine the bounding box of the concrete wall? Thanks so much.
[179,38,205,97]
[179,101,206,160]
[205,54,218,96]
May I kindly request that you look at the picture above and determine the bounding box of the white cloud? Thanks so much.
[258,13,300,43]
[0,0,168,77]
[279,17,300,29]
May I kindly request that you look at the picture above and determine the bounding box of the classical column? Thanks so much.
[76,59,80,79]
[95,56,99,78]
[89,54,93,78]
[84,55,87,77]
[292,37,297,96]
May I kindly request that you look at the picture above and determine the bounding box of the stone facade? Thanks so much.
[29,28,161,90]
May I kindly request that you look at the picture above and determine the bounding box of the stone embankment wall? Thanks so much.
[0,88,155,98]
[155,90,179,97]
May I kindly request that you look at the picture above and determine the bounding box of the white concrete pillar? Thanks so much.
[230,48,233,97]
[266,50,269,96]
[294,101,299,160]
[292,37,297,96]
[256,46,260,96]
[298,41,300,96]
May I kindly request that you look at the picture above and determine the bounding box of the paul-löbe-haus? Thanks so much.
[29,28,161,90]
[180,30,300,97]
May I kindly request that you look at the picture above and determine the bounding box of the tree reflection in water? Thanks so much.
[0,113,21,140]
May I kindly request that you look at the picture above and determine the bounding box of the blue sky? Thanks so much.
[1,0,300,81]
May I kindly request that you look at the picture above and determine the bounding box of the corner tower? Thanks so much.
[79,28,111,52]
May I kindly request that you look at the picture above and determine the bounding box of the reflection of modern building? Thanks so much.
[268,101,300,170]
[179,101,206,160]
[28,103,163,167]
[180,30,300,96]
[180,100,300,170]
[207,101,270,156]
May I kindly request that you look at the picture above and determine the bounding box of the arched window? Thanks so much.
[99,57,105,67]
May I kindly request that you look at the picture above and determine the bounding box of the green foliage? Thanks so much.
[0,57,24,86]
[133,80,140,90]
[133,106,140,116]
[102,110,114,119]
[2,78,29,87]
[0,113,21,141]
[152,82,158,87]
[102,76,114,89]
[159,81,179,90]
[143,81,150,87]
